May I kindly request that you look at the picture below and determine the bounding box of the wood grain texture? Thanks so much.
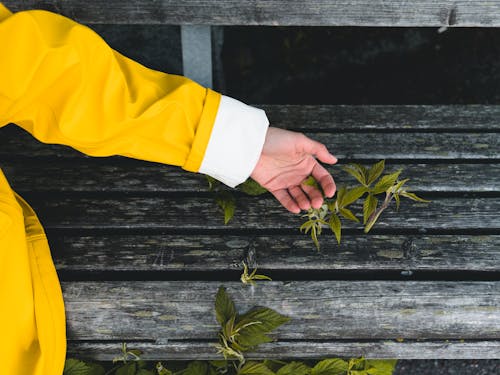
[62,281,500,340]
[28,196,498,231]
[2,105,500,136]
[2,162,500,193]
[5,1,500,26]
[67,340,500,360]
[51,234,500,273]
[1,126,498,160]
[261,105,500,131]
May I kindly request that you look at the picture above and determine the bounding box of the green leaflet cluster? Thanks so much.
[208,160,428,250]
[63,287,397,375]
[64,354,397,375]
[301,160,429,249]
[214,286,290,367]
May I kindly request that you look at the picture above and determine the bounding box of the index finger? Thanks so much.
[302,136,338,165]
[311,162,336,198]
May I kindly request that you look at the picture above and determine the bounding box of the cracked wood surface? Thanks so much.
[5,1,500,27]
[2,162,499,193]
[62,281,500,340]
[1,101,498,358]
[1,126,499,160]
[51,234,500,273]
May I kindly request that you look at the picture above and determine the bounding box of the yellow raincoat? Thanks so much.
[0,3,223,374]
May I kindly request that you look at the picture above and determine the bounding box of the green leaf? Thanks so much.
[329,213,342,244]
[263,360,288,373]
[303,176,320,189]
[342,164,367,186]
[363,194,378,224]
[235,328,274,350]
[365,360,397,375]
[216,191,236,224]
[223,315,237,341]
[339,207,359,223]
[348,357,367,371]
[392,178,410,194]
[311,358,348,375]
[251,274,273,281]
[400,192,430,203]
[240,262,272,285]
[238,362,276,375]
[276,362,310,375]
[335,186,347,208]
[372,170,402,194]
[366,160,385,186]
[208,360,228,369]
[116,363,137,375]
[215,287,236,326]
[180,361,209,375]
[156,362,173,375]
[394,193,401,211]
[239,179,268,196]
[64,359,93,375]
[206,175,220,191]
[341,186,368,207]
[136,370,155,375]
[88,364,105,375]
[300,216,325,251]
[237,307,290,334]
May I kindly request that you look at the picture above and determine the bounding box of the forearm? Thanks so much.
[0,8,225,171]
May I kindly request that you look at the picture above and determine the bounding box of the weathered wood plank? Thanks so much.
[3,162,500,193]
[51,234,500,273]
[1,126,498,159]
[261,105,500,131]
[5,1,500,27]
[28,196,498,231]
[62,281,500,340]
[67,340,500,360]
[2,105,500,138]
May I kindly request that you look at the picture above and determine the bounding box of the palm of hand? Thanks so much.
[251,127,337,213]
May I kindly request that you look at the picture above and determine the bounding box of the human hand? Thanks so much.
[250,127,337,213]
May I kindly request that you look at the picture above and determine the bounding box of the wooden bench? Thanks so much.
[2,0,500,361]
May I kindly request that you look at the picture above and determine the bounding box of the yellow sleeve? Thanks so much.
[0,6,221,172]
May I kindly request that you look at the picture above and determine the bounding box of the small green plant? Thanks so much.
[301,160,429,249]
[240,262,272,286]
[207,176,268,225]
[64,287,397,375]
[63,287,396,375]
[214,286,290,370]
[63,343,153,375]
[208,161,428,250]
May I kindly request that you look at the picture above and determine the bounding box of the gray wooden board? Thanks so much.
[51,234,500,272]
[5,1,500,27]
[0,127,498,160]
[62,281,500,340]
[260,105,500,131]
[27,196,499,231]
[2,105,500,135]
[2,162,500,193]
[66,340,500,360]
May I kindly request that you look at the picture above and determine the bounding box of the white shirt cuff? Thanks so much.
[198,95,269,188]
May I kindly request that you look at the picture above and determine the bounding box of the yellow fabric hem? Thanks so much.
[183,89,221,172]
